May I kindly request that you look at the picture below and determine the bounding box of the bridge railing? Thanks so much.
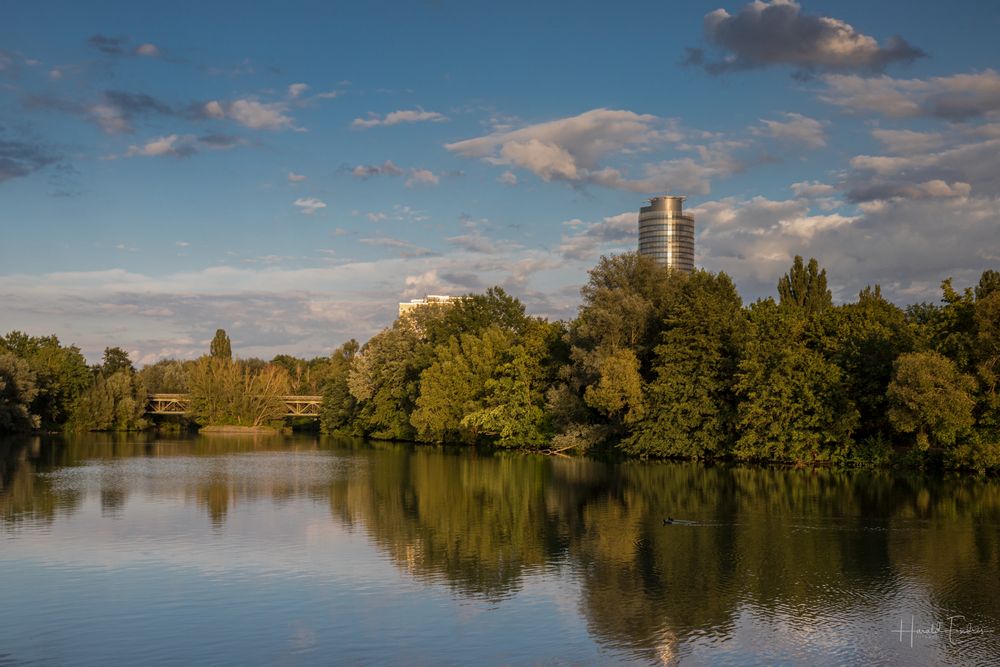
[146,394,323,417]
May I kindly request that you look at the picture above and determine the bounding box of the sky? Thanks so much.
[1,0,999,364]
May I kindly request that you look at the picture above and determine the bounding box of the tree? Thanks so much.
[733,300,858,463]
[138,358,191,393]
[102,346,135,376]
[320,340,359,434]
[823,285,913,440]
[460,320,558,448]
[186,356,291,427]
[777,256,832,314]
[69,371,148,431]
[0,351,38,433]
[888,351,976,451]
[210,329,232,360]
[624,270,745,458]
[1,331,91,427]
[347,321,427,440]
[553,253,686,450]
[411,326,512,443]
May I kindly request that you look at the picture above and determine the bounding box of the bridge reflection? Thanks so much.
[146,394,322,417]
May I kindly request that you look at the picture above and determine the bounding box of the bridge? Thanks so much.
[147,394,323,417]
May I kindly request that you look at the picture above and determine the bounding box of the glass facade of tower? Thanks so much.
[638,195,695,271]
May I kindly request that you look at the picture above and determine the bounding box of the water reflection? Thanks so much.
[2,434,999,665]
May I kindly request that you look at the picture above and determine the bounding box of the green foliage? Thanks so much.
[888,351,976,450]
[733,300,859,463]
[624,270,744,458]
[0,351,38,433]
[210,329,232,360]
[460,321,558,448]
[777,256,832,313]
[320,340,360,434]
[347,320,427,440]
[138,359,191,393]
[270,354,334,394]
[556,253,686,450]
[412,327,512,443]
[583,348,645,422]
[0,331,91,428]
[102,347,135,376]
[186,356,291,427]
[69,371,148,431]
[823,285,914,440]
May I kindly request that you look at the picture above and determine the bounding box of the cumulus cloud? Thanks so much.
[846,137,1000,202]
[445,108,700,191]
[287,171,307,182]
[847,179,972,203]
[125,134,195,158]
[202,100,225,119]
[226,99,296,130]
[351,108,448,129]
[293,197,327,215]
[870,128,947,155]
[556,212,637,261]
[820,70,1000,120]
[790,181,836,198]
[405,169,439,187]
[685,0,925,76]
[752,112,826,148]
[498,171,517,186]
[693,191,1000,304]
[287,83,309,99]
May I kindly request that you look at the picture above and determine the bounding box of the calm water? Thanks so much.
[2,434,999,666]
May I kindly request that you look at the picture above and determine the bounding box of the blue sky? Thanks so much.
[2,0,999,363]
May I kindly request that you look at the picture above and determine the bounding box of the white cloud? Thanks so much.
[445,108,693,191]
[135,43,159,57]
[820,70,1000,120]
[405,169,439,187]
[687,0,924,75]
[556,212,637,261]
[287,83,309,99]
[790,181,836,198]
[228,99,296,130]
[90,104,129,134]
[870,128,946,155]
[125,134,194,158]
[498,171,518,186]
[293,197,327,215]
[202,100,226,119]
[753,112,826,148]
[351,108,448,129]
[287,171,307,182]
[846,137,1000,201]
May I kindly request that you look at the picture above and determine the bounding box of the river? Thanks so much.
[1,433,998,665]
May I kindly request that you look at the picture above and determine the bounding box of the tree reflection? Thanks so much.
[2,434,999,662]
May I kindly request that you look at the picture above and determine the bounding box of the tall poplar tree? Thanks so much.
[210,329,232,360]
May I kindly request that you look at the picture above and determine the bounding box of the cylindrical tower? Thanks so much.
[638,195,694,271]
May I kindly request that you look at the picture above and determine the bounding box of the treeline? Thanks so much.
[0,329,330,433]
[2,254,998,470]
[321,255,1000,472]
